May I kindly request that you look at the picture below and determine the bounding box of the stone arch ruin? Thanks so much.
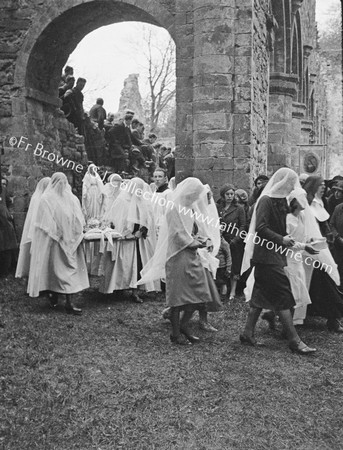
[0,0,330,233]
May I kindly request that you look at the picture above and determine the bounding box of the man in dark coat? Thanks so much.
[107,111,140,173]
[63,77,87,135]
[89,98,107,130]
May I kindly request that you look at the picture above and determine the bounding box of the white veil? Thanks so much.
[137,177,209,285]
[241,168,300,274]
[15,177,51,278]
[20,177,51,245]
[35,172,85,256]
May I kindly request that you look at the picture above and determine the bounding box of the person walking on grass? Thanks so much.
[240,168,317,355]
[138,178,222,345]
[27,173,88,314]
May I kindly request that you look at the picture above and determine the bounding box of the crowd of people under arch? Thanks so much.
[58,66,175,183]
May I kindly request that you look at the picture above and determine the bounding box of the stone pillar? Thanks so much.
[174,0,195,181]
[175,0,237,193]
[267,73,298,173]
[193,0,235,191]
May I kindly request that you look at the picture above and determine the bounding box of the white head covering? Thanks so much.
[101,174,123,219]
[20,177,51,245]
[282,187,339,284]
[288,187,308,210]
[36,172,85,255]
[241,168,300,274]
[196,184,221,277]
[15,177,51,278]
[137,177,212,285]
[310,196,330,222]
[168,177,176,191]
[103,177,155,235]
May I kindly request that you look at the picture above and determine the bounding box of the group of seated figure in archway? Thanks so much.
[58,66,175,183]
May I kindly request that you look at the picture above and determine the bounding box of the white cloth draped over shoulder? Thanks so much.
[15,177,50,278]
[100,177,159,293]
[82,164,104,221]
[27,172,89,297]
[137,177,220,286]
[196,184,221,278]
[310,195,330,222]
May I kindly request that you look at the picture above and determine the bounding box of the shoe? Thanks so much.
[199,322,218,332]
[131,293,143,303]
[239,334,257,346]
[48,292,58,308]
[261,311,276,331]
[289,340,316,354]
[65,305,82,315]
[327,318,343,333]
[170,334,191,346]
[162,307,172,321]
[181,329,200,344]
[229,295,235,301]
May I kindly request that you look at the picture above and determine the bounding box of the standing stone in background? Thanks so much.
[118,74,144,122]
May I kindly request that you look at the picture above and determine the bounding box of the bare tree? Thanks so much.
[142,30,176,133]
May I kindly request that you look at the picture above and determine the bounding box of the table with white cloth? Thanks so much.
[82,229,138,276]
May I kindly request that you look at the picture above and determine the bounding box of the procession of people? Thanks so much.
[8,153,343,355]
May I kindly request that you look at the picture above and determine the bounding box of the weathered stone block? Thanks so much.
[232,101,251,114]
[194,130,232,143]
[214,85,233,101]
[234,144,251,158]
[193,100,231,114]
[194,112,231,131]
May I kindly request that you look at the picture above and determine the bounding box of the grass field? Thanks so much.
[1,274,343,450]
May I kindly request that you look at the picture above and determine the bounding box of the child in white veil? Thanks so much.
[16,177,50,278]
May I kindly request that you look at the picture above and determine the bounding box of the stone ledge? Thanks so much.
[292,102,307,119]
[24,87,61,107]
[269,73,299,98]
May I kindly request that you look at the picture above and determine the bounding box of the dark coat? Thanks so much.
[107,122,132,159]
[217,202,246,275]
[217,202,246,243]
[89,104,107,130]
[252,195,288,267]
[330,203,343,272]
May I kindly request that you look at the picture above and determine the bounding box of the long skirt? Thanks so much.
[229,238,245,276]
[27,240,89,297]
[166,247,222,310]
[307,268,343,321]
[250,263,295,312]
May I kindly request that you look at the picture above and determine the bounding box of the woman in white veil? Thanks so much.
[100,177,159,302]
[100,173,123,219]
[138,177,220,345]
[16,177,50,278]
[240,168,316,354]
[27,172,89,314]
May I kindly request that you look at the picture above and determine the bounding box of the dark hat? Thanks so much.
[125,110,135,117]
[254,175,269,187]
[332,181,343,192]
